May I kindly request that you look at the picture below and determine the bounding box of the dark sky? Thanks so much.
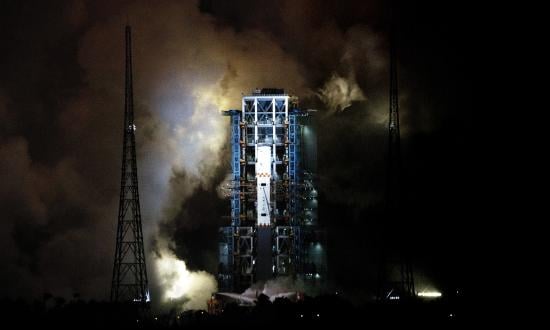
[0,0,474,305]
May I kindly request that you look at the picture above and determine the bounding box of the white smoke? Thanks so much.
[78,1,308,311]
[239,276,325,301]
[154,248,217,310]
[316,25,386,115]
[242,277,306,298]
[317,73,366,113]
[0,0,394,302]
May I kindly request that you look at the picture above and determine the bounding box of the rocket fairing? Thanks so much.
[256,145,271,226]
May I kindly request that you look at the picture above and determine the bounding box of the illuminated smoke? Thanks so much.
[77,1,372,307]
[80,1,308,309]
[315,25,385,115]
[0,0,393,302]
[242,277,306,297]
[154,248,217,310]
[317,73,366,113]
[239,276,324,300]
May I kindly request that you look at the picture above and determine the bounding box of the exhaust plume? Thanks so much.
[154,248,217,310]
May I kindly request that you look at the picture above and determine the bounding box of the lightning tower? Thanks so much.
[378,17,415,301]
[110,26,149,303]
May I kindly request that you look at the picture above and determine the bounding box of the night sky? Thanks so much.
[0,0,474,307]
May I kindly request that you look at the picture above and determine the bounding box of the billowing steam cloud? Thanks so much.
[0,0,402,308]
[155,248,217,311]
[242,277,306,298]
[318,73,366,113]
[79,0,308,310]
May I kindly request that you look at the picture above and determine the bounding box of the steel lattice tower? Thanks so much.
[110,26,149,304]
[386,22,415,299]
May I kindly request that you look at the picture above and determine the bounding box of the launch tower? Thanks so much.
[218,89,326,293]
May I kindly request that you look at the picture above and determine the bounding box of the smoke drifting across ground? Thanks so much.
[241,277,314,299]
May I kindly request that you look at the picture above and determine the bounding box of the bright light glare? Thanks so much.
[155,250,217,310]
[417,291,442,298]
[157,254,194,300]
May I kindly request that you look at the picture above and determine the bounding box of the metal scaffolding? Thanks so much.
[218,89,326,293]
